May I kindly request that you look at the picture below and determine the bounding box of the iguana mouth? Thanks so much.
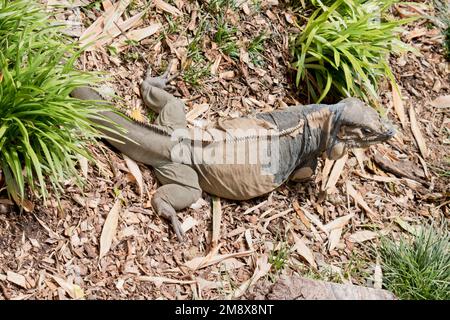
[342,126,395,148]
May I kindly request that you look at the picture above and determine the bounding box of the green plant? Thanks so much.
[187,16,209,63]
[379,224,450,300]
[183,63,211,86]
[214,16,239,60]
[207,0,237,14]
[82,0,102,11]
[291,0,414,103]
[445,26,450,60]
[251,0,262,13]
[433,0,450,60]
[269,242,289,273]
[248,32,267,66]
[0,0,109,203]
[165,14,180,35]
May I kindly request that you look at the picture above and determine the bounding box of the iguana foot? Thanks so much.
[152,197,185,241]
[144,60,178,89]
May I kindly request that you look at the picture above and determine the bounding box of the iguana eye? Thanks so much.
[362,128,372,134]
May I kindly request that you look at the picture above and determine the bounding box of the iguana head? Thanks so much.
[326,98,395,160]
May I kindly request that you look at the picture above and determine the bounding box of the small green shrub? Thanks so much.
[433,0,450,60]
[214,16,239,60]
[248,32,267,66]
[379,224,450,300]
[0,0,107,203]
[445,26,450,60]
[291,0,414,103]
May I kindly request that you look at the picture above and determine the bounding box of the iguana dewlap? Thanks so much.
[71,68,395,241]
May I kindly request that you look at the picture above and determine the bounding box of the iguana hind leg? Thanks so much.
[152,163,202,241]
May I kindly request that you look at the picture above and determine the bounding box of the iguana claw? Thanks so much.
[144,60,178,89]
[152,197,185,242]
[170,215,185,242]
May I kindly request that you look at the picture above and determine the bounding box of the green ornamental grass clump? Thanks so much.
[291,0,414,103]
[379,224,450,300]
[433,0,450,60]
[0,0,109,204]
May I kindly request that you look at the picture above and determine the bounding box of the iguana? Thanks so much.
[71,66,395,241]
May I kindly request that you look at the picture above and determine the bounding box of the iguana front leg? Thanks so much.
[143,61,178,89]
[140,62,186,130]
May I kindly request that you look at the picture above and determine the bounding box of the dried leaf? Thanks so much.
[77,155,88,179]
[395,217,420,236]
[189,197,208,210]
[111,24,161,51]
[99,198,121,260]
[123,154,144,195]
[137,276,196,288]
[355,172,401,183]
[264,275,395,299]
[262,208,293,229]
[301,207,328,235]
[47,0,88,7]
[124,23,161,42]
[292,200,311,229]
[80,16,105,47]
[392,84,406,128]
[50,275,84,299]
[102,0,114,11]
[352,148,366,172]
[405,28,428,41]
[348,230,378,243]
[220,258,245,271]
[196,277,222,292]
[245,229,253,250]
[346,181,376,219]
[292,232,317,268]
[184,249,253,271]
[324,213,354,233]
[210,55,221,75]
[321,158,334,189]
[186,103,209,122]
[323,153,348,191]
[242,2,251,15]
[34,214,61,239]
[187,9,198,31]
[153,0,182,16]
[430,95,450,108]
[95,11,146,47]
[180,216,198,233]
[12,194,34,213]
[243,200,267,215]
[6,271,26,289]
[211,196,222,248]
[103,0,130,32]
[328,228,342,251]
[230,255,271,298]
[219,70,235,80]
[374,259,383,289]
[409,107,428,158]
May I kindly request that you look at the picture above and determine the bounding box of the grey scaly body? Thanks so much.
[71,67,395,241]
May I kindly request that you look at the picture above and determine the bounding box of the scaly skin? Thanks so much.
[71,66,395,241]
